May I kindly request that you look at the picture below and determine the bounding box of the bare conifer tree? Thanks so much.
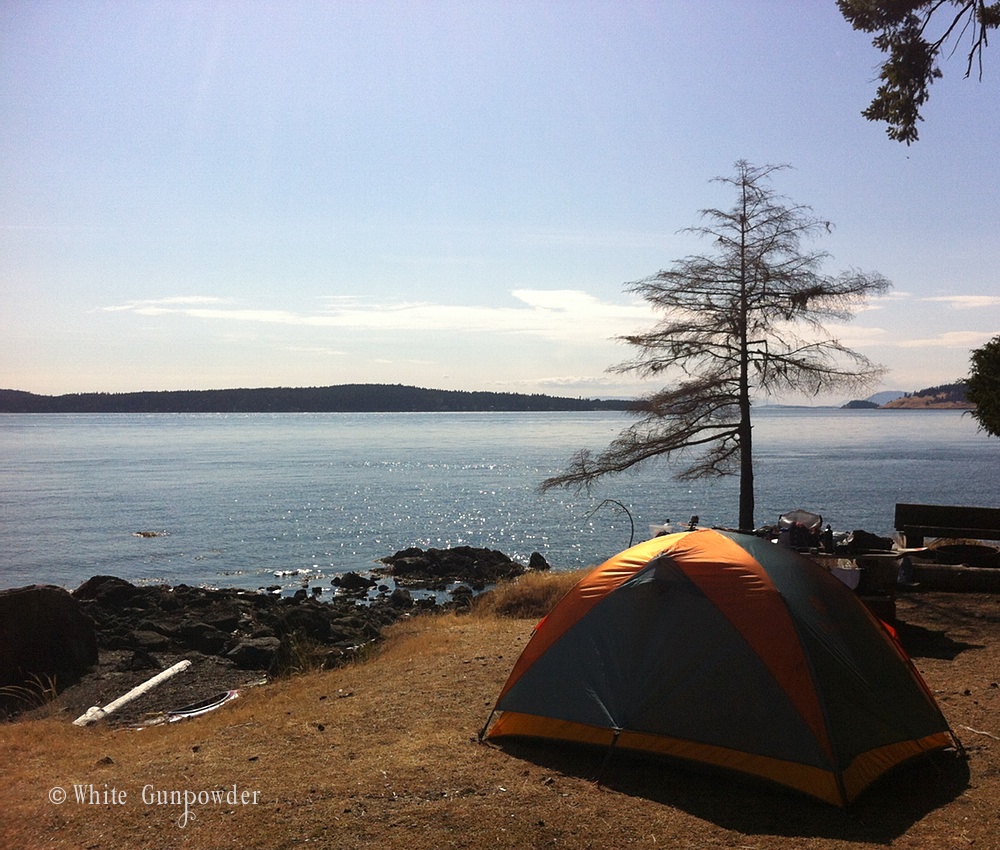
[542,161,891,531]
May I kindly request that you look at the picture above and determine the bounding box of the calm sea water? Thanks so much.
[1,409,997,594]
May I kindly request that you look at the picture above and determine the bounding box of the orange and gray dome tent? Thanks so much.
[481,528,958,806]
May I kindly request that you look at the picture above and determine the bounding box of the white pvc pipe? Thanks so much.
[72,659,192,726]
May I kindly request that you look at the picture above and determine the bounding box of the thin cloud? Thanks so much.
[102,291,656,341]
[922,295,1000,309]
[102,296,231,313]
[899,330,998,349]
[285,346,349,356]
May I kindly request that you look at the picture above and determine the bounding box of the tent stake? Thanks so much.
[477,708,497,742]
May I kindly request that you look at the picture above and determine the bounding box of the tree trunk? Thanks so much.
[737,187,755,532]
[738,405,754,531]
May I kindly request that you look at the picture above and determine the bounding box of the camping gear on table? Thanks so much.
[482,528,957,806]
[778,508,823,549]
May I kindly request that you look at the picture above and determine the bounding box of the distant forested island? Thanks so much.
[0,385,637,414]
[843,382,972,410]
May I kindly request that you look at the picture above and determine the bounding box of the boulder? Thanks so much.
[333,571,377,592]
[529,552,551,571]
[129,629,172,651]
[175,619,231,654]
[278,604,334,642]
[0,584,98,710]
[116,650,161,672]
[389,587,414,608]
[73,575,143,607]
[378,546,527,585]
[227,637,281,670]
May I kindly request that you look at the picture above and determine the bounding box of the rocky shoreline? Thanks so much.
[0,546,549,726]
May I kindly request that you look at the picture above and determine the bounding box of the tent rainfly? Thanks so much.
[481,528,959,806]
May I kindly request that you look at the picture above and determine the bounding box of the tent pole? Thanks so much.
[596,728,622,786]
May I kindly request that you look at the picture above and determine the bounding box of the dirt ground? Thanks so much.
[2,589,1000,850]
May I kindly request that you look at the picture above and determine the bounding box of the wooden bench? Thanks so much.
[894,503,1000,548]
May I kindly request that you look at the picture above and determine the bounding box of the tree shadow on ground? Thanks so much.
[895,594,988,659]
[894,619,983,660]
[491,739,969,844]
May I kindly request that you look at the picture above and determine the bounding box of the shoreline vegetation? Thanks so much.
[0,384,635,414]
[0,381,974,413]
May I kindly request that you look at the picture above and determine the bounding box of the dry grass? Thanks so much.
[472,568,587,619]
[0,673,60,720]
[2,576,1000,850]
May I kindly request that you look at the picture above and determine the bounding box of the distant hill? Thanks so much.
[841,390,905,409]
[867,390,907,406]
[842,384,971,410]
[0,385,638,414]
[881,382,972,409]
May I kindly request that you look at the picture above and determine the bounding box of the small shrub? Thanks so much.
[267,632,338,679]
[473,569,588,620]
[0,673,59,721]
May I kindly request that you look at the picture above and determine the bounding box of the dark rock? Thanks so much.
[278,604,333,642]
[227,637,281,669]
[0,584,98,712]
[116,650,161,672]
[389,588,414,608]
[73,575,142,608]
[448,585,475,610]
[130,629,172,651]
[388,556,432,576]
[378,545,526,585]
[529,552,551,571]
[156,591,183,612]
[175,620,230,654]
[199,601,242,632]
[136,617,179,638]
[62,569,445,680]
[333,571,377,592]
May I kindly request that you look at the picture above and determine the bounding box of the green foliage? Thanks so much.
[901,382,970,402]
[967,335,1000,437]
[838,0,999,142]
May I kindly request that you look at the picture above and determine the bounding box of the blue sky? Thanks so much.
[2,1,998,400]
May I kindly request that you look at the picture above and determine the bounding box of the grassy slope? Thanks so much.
[2,580,999,849]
